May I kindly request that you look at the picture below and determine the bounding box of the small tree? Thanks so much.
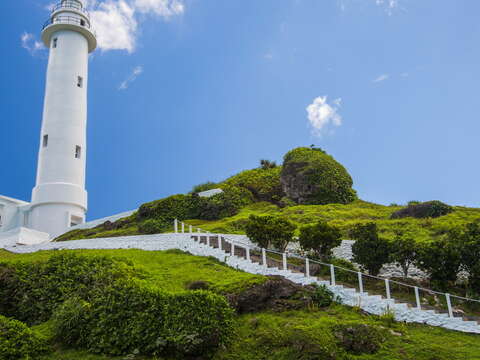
[350,223,391,276]
[245,215,296,251]
[451,222,480,294]
[259,159,278,170]
[416,237,461,290]
[390,230,418,278]
[299,221,342,260]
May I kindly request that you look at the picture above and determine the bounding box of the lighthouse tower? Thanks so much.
[29,0,97,238]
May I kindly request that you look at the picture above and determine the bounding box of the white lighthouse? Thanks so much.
[30,0,97,238]
[0,0,97,243]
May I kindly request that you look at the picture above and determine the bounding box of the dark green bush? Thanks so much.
[0,315,50,359]
[245,215,296,251]
[311,285,334,307]
[390,230,419,278]
[138,219,167,234]
[280,147,357,205]
[299,221,342,260]
[350,223,391,276]
[453,221,480,293]
[0,254,135,324]
[417,238,462,290]
[259,159,278,170]
[391,200,453,219]
[137,194,200,226]
[198,185,253,220]
[223,167,284,204]
[52,281,234,357]
[333,322,385,354]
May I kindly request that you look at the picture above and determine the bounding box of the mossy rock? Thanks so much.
[281,147,357,205]
[391,201,454,219]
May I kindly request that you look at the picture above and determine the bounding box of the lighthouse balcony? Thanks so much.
[42,15,97,53]
[51,1,90,19]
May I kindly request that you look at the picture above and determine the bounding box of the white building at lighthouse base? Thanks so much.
[0,195,50,245]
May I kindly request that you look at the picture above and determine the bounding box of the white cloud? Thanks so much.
[134,0,184,17]
[91,0,138,52]
[375,0,399,15]
[21,32,45,55]
[85,0,184,52]
[119,65,143,90]
[306,96,342,137]
[338,0,400,15]
[372,74,390,83]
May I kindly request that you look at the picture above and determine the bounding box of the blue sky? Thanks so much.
[2,0,480,220]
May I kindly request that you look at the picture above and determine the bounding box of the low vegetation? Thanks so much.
[0,249,479,360]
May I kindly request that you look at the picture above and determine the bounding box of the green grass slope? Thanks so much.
[1,249,479,360]
[56,200,480,243]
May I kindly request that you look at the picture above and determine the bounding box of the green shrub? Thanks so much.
[390,230,419,278]
[0,253,135,324]
[137,194,200,225]
[138,219,167,234]
[311,285,334,307]
[350,223,391,276]
[333,322,385,354]
[223,167,284,204]
[391,200,454,219]
[259,159,278,170]
[0,315,50,359]
[280,147,356,205]
[245,215,296,251]
[453,221,480,293]
[52,281,234,357]
[417,238,462,290]
[299,221,342,260]
[198,185,253,220]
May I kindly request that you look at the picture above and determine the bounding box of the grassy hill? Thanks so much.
[0,249,479,360]
[57,199,480,244]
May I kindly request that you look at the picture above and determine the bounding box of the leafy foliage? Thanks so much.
[0,315,50,359]
[311,285,335,307]
[259,159,278,170]
[245,215,296,251]
[0,253,134,324]
[281,147,357,205]
[333,322,385,355]
[138,219,167,234]
[416,237,462,289]
[223,167,284,204]
[52,282,234,357]
[197,185,254,220]
[391,200,454,219]
[390,230,419,278]
[350,223,391,276]
[299,221,342,260]
[448,221,480,293]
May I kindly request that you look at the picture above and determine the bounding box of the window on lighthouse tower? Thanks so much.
[75,146,82,159]
[52,38,58,48]
[77,76,83,88]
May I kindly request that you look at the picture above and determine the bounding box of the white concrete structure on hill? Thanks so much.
[0,0,96,244]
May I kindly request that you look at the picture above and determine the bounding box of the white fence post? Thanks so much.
[385,279,391,300]
[181,222,185,233]
[330,264,336,286]
[446,293,453,318]
[231,240,235,256]
[262,248,267,268]
[282,253,287,270]
[358,272,364,293]
[414,286,421,309]
[174,219,178,233]
[246,247,250,261]
[207,235,211,247]
[197,229,201,242]
[305,258,310,278]
[189,225,192,233]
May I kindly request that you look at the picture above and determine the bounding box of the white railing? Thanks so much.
[173,219,480,322]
